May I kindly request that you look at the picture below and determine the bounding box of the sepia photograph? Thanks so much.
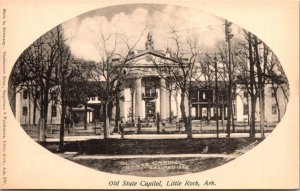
[0,1,299,189]
[8,4,290,177]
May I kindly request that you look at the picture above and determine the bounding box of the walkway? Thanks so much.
[45,132,268,142]
[72,153,237,160]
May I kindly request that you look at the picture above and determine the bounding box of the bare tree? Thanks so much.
[151,28,201,139]
[53,25,74,150]
[265,48,289,122]
[198,54,215,125]
[224,20,234,137]
[9,26,67,142]
[89,32,144,139]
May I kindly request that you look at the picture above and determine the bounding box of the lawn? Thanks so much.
[41,137,260,176]
[70,157,234,177]
[42,137,259,155]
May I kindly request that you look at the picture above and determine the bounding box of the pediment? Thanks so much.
[128,51,176,67]
[130,55,154,66]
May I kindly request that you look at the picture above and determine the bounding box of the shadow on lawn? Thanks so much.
[42,138,260,155]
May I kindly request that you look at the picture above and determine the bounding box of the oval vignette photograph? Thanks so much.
[8,4,289,177]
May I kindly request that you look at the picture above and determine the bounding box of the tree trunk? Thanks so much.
[215,105,219,138]
[39,87,45,142]
[175,89,179,122]
[259,91,265,139]
[273,85,281,122]
[104,103,110,139]
[247,96,250,125]
[254,36,265,139]
[248,32,256,139]
[115,92,120,129]
[108,102,113,122]
[214,58,219,138]
[226,42,232,138]
[131,91,134,124]
[39,85,49,142]
[231,104,235,132]
[250,97,257,137]
[180,89,191,138]
[59,100,66,151]
[187,99,193,139]
[221,104,224,127]
[33,94,37,125]
[50,102,54,134]
[59,68,66,150]
[180,91,187,127]
[207,100,211,125]
[169,90,172,122]
[38,118,45,142]
[226,95,232,137]
[28,92,31,125]
[84,99,87,130]
[43,87,49,139]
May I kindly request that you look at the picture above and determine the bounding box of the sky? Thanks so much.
[62,4,239,62]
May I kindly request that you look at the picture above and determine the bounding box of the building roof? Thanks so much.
[127,49,179,63]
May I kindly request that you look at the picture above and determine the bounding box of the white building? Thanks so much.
[13,33,288,126]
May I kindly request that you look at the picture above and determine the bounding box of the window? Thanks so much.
[22,107,28,116]
[243,103,248,115]
[243,91,248,98]
[182,58,189,62]
[202,92,206,100]
[51,105,57,117]
[191,107,196,117]
[270,87,276,97]
[190,90,198,102]
[36,90,40,99]
[51,91,57,100]
[272,104,277,115]
[92,97,96,101]
[23,90,28,99]
[145,82,156,97]
[202,108,207,118]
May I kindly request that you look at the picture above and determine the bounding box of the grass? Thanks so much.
[40,137,260,176]
[40,137,260,155]
[70,157,234,177]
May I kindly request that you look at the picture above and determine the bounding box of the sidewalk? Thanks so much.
[72,153,237,160]
[45,132,269,142]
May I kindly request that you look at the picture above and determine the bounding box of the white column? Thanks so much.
[160,78,168,121]
[185,93,189,116]
[123,88,130,122]
[141,85,145,118]
[176,89,181,119]
[156,88,160,114]
[120,89,125,119]
[89,112,93,122]
[135,78,142,121]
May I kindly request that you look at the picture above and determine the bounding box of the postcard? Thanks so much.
[0,0,299,189]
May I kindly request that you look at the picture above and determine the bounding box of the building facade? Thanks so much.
[14,34,288,126]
